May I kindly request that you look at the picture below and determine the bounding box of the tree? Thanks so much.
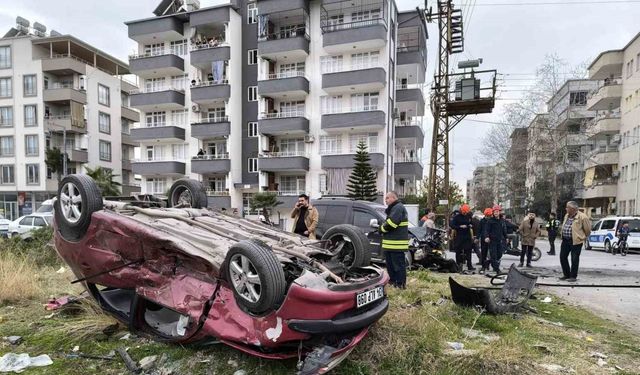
[474,187,495,211]
[346,141,378,201]
[413,178,465,212]
[85,166,122,196]
[45,147,68,183]
[249,192,282,224]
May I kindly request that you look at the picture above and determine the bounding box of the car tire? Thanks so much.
[531,247,542,261]
[321,224,372,269]
[224,240,286,315]
[604,240,611,253]
[55,174,103,242]
[168,179,208,209]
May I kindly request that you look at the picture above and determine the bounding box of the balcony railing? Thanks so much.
[44,53,93,65]
[206,190,230,196]
[262,71,307,80]
[321,105,380,115]
[321,18,386,33]
[190,40,228,51]
[267,190,306,196]
[193,116,229,124]
[397,119,422,127]
[259,27,309,42]
[260,150,308,158]
[588,77,623,98]
[130,86,185,94]
[321,62,383,74]
[396,154,421,163]
[193,153,229,160]
[190,80,229,88]
[138,122,187,128]
[259,111,306,120]
[134,157,186,162]
[129,49,184,60]
[48,83,84,90]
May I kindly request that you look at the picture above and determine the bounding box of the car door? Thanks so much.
[17,216,34,235]
[599,219,617,247]
[588,220,602,246]
[33,217,47,231]
[353,209,383,259]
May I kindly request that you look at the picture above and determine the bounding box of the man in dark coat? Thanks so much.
[380,191,410,288]
[478,208,493,273]
[451,204,475,272]
[546,212,560,255]
[483,205,507,273]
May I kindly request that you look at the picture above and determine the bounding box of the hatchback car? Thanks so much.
[7,213,52,238]
[0,214,10,238]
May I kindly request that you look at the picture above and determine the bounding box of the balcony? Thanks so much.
[258,71,309,98]
[555,161,582,176]
[396,84,425,116]
[585,148,618,168]
[121,106,140,122]
[43,85,87,104]
[45,116,87,134]
[191,155,231,174]
[129,87,185,111]
[322,66,386,94]
[321,152,385,170]
[68,149,88,163]
[207,193,231,209]
[587,80,622,111]
[321,18,387,53]
[564,133,586,146]
[190,6,230,27]
[190,81,230,105]
[190,44,230,69]
[131,125,185,142]
[259,151,309,172]
[587,114,620,140]
[41,55,87,75]
[258,112,309,136]
[394,155,423,178]
[121,132,139,146]
[126,16,184,44]
[191,117,230,140]
[588,50,623,80]
[122,159,133,170]
[258,0,309,14]
[583,181,617,200]
[131,159,186,176]
[395,121,424,146]
[129,51,185,78]
[258,9,310,60]
[263,191,305,207]
[321,108,386,131]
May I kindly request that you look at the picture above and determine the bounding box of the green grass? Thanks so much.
[1,258,640,374]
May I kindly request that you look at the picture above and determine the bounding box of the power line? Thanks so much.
[470,0,640,5]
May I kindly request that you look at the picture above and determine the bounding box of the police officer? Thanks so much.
[546,212,560,255]
[380,191,409,288]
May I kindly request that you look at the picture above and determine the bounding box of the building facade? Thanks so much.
[0,25,139,220]
[125,0,427,225]
[525,113,553,206]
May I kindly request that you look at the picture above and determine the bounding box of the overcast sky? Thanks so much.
[1,0,638,194]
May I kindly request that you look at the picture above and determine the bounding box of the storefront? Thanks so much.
[0,192,55,221]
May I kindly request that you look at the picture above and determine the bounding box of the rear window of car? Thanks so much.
[323,205,347,225]
[19,217,33,226]
[628,219,640,233]
[33,217,46,227]
[601,220,616,230]
[44,216,53,226]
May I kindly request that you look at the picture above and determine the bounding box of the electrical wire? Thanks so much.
[471,0,640,6]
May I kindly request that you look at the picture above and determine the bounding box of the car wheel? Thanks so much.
[321,224,372,269]
[168,179,208,209]
[225,240,286,315]
[55,174,103,242]
[604,240,611,253]
[531,247,542,261]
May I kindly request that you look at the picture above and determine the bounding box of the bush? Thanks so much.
[1,227,61,267]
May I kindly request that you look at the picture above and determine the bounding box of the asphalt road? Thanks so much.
[487,239,640,333]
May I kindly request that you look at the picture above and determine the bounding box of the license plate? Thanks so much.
[356,286,384,308]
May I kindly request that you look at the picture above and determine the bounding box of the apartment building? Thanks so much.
[505,127,528,216]
[0,22,139,220]
[546,79,599,207]
[525,113,553,206]
[587,32,640,216]
[125,0,427,223]
[469,165,495,208]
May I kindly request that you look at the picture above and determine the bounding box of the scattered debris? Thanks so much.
[585,336,594,343]
[0,353,53,373]
[615,365,624,371]
[56,267,66,274]
[444,349,478,356]
[433,297,448,306]
[116,347,139,374]
[533,344,552,354]
[233,371,247,375]
[120,333,132,340]
[44,296,80,311]
[461,328,499,342]
[447,342,464,350]
[227,359,239,368]
[590,352,608,359]
[72,346,80,352]
[44,313,55,319]
[65,351,116,361]
[596,358,607,367]
[139,355,157,371]
[541,296,553,303]
[2,336,22,346]
[537,363,576,373]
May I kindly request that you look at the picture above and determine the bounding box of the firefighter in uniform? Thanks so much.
[379,191,410,288]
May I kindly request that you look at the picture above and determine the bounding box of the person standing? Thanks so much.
[483,205,506,273]
[559,201,591,282]
[546,213,560,255]
[425,212,436,229]
[290,194,319,239]
[478,208,493,273]
[451,204,475,272]
[519,211,541,268]
[379,191,410,288]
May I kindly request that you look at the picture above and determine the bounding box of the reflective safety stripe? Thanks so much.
[380,225,387,233]
[399,221,409,227]
[382,239,410,245]
[382,244,409,250]
[386,218,399,228]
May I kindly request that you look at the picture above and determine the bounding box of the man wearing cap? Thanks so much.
[451,204,475,272]
[483,205,507,273]
[379,191,410,288]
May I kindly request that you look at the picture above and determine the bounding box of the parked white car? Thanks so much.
[7,214,53,239]
[0,214,10,237]
[36,199,55,214]
[588,216,640,252]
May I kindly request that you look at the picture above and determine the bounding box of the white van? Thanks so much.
[588,216,640,252]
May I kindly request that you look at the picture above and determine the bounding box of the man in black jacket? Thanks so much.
[483,206,507,273]
[380,191,409,288]
[451,204,475,272]
[546,212,560,255]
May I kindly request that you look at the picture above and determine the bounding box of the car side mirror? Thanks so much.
[369,218,379,229]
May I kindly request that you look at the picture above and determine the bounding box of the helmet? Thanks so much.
[492,204,502,212]
[460,204,471,214]
[483,208,493,216]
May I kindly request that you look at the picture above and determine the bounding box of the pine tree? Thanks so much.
[347,141,378,201]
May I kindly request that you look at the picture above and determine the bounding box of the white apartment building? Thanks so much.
[0,22,139,220]
[125,0,427,224]
[587,32,640,216]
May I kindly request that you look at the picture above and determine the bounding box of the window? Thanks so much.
[98,112,111,134]
[205,141,227,157]
[279,24,304,39]
[248,158,258,173]
[0,77,12,97]
[33,217,46,227]
[601,220,616,230]
[247,3,258,24]
[23,75,36,96]
[279,176,305,194]
[248,86,258,101]
[320,95,343,114]
[0,136,14,156]
[0,165,14,184]
[145,77,166,91]
[279,101,305,116]
[320,55,343,73]
[171,144,187,160]
[206,107,226,122]
[278,62,305,77]
[279,138,305,155]
[208,177,226,192]
[146,178,166,195]
[171,74,187,90]
[637,53,640,71]
[351,9,381,23]
[0,46,10,68]
[354,210,378,229]
[171,109,188,126]
[98,84,110,106]
[351,92,379,111]
[19,217,33,226]
[169,40,187,56]
[326,15,344,31]
[319,174,328,193]
[319,135,342,154]
[248,122,258,137]
[144,43,164,56]
[25,135,38,156]
[99,140,112,161]
[351,51,379,70]
[248,49,258,65]
[569,91,588,106]
[146,111,166,127]
[630,199,637,215]
[23,105,37,127]
[0,106,13,127]
[26,164,39,184]
[349,133,378,152]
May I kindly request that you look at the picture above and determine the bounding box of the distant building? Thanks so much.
[506,127,528,216]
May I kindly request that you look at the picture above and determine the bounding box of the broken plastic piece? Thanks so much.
[297,345,338,375]
[2,336,22,345]
[0,353,53,372]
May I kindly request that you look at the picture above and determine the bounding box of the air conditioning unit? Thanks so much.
[304,135,315,143]
[191,104,201,112]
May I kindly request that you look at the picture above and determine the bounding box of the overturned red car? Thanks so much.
[53,175,389,374]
